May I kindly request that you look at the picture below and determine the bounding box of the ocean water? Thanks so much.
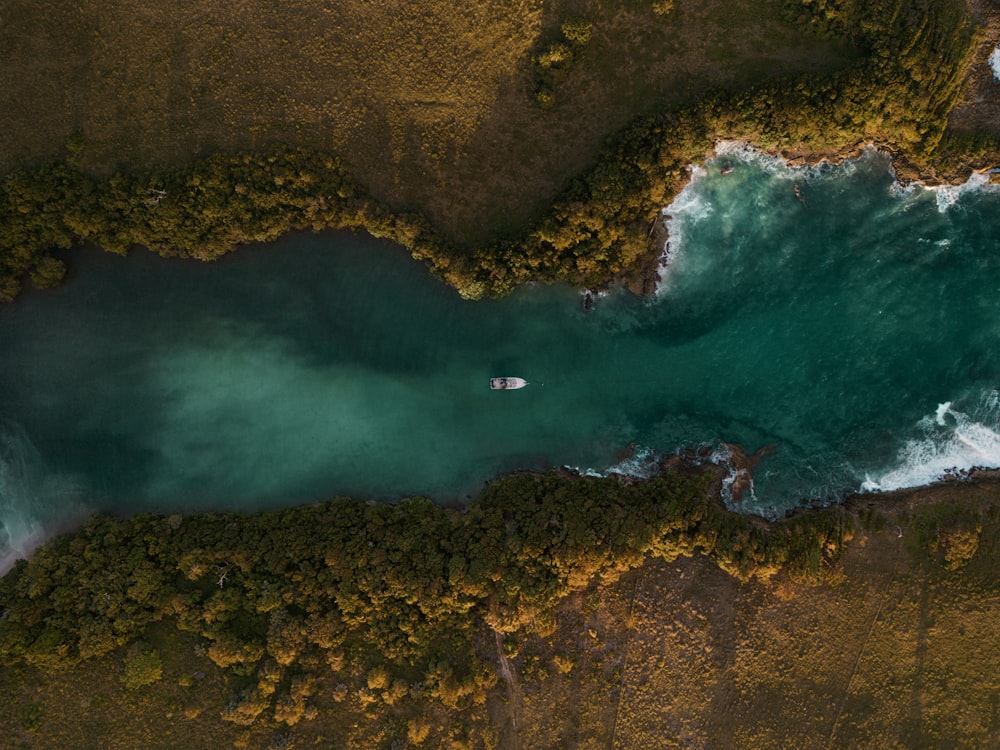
[2,146,999,570]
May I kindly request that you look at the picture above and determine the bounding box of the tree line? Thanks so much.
[0,0,992,305]
[0,470,853,726]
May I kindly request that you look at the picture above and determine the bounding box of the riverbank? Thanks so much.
[2,466,999,748]
[2,0,999,743]
[7,141,1000,568]
[0,0,853,248]
[1,0,991,303]
[580,136,985,300]
[608,129,1000,309]
[501,473,1000,749]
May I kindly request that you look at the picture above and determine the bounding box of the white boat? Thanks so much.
[490,377,528,390]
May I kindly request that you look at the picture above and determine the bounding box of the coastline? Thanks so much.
[4,135,1000,574]
[603,138,1000,518]
[770,139,999,187]
[3,463,997,748]
[622,136,1000,299]
[844,466,1000,514]
[7,141,1000,572]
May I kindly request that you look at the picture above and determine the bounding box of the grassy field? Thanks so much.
[946,0,1000,137]
[0,0,854,245]
[3,477,1000,749]
[488,477,1000,749]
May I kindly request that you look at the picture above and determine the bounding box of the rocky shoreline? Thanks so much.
[610,130,1000,302]
[843,466,1000,514]
[772,138,998,187]
[578,434,1000,529]
[583,130,1000,518]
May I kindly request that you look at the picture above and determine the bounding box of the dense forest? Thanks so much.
[5,475,1000,746]
[1,0,997,303]
[0,470,853,733]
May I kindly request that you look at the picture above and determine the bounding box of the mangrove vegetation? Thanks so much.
[2,0,997,302]
[0,471,852,732]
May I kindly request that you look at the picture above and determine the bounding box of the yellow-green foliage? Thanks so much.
[935,129,1000,173]
[917,501,984,569]
[942,526,981,569]
[0,471,853,727]
[0,148,457,302]
[408,715,434,744]
[120,642,163,691]
[531,16,594,106]
[560,19,593,45]
[4,0,849,251]
[221,688,272,726]
[0,0,978,303]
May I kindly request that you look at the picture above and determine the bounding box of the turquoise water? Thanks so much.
[2,147,1000,568]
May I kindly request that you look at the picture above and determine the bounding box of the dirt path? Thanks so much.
[608,569,643,750]
[494,628,522,750]
[825,533,904,748]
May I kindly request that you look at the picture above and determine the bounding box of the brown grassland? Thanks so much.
[948,0,1000,126]
[0,0,854,244]
[3,477,1000,749]
[510,479,1000,749]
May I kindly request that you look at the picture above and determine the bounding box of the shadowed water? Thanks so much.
[2,147,999,569]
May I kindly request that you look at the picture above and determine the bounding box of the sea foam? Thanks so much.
[0,420,86,575]
[711,140,997,217]
[660,141,995,294]
[604,444,662,480]
[658,142,887,291]
[862,392,1000,492]
[656,164,710,289]
[713,140,865,180]
[706,442,758,507]
[925,170,995,213]
[566,444,663,481]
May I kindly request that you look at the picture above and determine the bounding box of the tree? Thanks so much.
[120,642,163,690]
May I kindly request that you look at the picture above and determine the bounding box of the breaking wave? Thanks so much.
[657,164,710,289]
[564,444,663,481]
[713,139,866,180]
[705,442,759,507]
[604,444,663,480]
[862,391,1000,493]
[925,171,995,213]
[658,142,890,291]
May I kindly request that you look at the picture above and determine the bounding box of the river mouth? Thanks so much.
[2,146,1000,567]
